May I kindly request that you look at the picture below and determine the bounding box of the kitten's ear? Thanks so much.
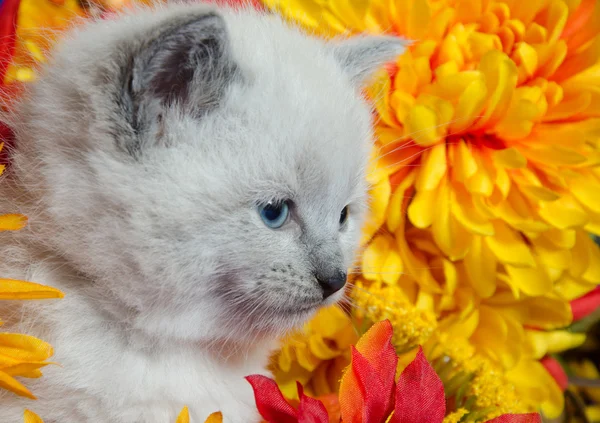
[130,12,235,116]
[331,35,408,86]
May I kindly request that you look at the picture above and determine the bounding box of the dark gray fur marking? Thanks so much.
[116,13,238,157]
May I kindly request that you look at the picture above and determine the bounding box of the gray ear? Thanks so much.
[127,12,236,129]
[332,35,408,86]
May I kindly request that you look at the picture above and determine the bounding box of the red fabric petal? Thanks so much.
[245,375,298,423]
[340,347,391,423]
[297,383,329,423]
[486,413,542,423]
[540,356,568,392]
[0,0,20,84]
[390,347,445,423]
[354,320,398,409]
[0,0,20,167]
[571,286,600,322]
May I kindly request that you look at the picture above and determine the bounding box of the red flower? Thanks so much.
[247,321,542,423]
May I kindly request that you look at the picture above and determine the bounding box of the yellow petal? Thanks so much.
[0,214,28,231]
[474,51,518,129]
[465,154,494,196]
[470,306,508,364]
[0,370,35,399]
[538,195,589,229]
[492,148,527,169]
[451,185,495,236]
[176,407,190,423]
[570,175,600,213]
[295,344,320,372]
[24,410,44,423]
[405,105,440,146]
[554,275,597,300]
[367,69,396,127]
[505,262,552,297]
[361,177,391,245]
[485,221,535,267]
[204,412,223,423]
[386,171,415,233]
[432,177,471,260]
[407,187,436,229]
[513,42,538,82]
[526,330,586,359]
[0,334,53,363]
[543,228,576,249]
[464,236,497,298]
[381,247,403,285]
[308,335,340,361]
[440,309,480,339]
[451,140,478,182]
[521,297,572,329]
[533,237,571,271]
[1,362,52,377]
[406,0,430,39]
[0,279,64,300]
[362,234,392,282]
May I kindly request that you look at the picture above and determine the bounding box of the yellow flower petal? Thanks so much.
[405,104,440,146]
[485,221,535,267]
[204,412,223,423]
[175,406,190,423]
[24,410,44,423]
[526,330,586,359]
[538,195,589,229]
[0,370,35,399]
[464,236,497,298]
[0,279,64,300]
[505,262,553,297]
[0,334,53,363]
[0,214,28,231]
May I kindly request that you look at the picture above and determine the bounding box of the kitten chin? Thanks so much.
[0,2,405,422]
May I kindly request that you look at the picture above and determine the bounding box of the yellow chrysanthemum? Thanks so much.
[262,0,600,417]
[271,305,358,400]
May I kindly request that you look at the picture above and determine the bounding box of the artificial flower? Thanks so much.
[249,320,542,423]
[271,305,358,400]
[261,0,600,417]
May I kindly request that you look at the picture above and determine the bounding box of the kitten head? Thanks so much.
[12,3,405,343]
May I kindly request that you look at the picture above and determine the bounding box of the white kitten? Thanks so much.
[0,2,404,422]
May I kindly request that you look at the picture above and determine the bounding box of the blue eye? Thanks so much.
[259,201,289,229]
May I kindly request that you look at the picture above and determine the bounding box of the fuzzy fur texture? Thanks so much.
[0,2,405,422]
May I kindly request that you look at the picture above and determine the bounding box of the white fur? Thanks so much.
[0,2,404,422]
